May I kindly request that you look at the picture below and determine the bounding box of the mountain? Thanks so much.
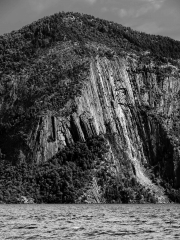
[0,12,180,203]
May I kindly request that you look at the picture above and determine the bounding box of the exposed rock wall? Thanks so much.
[29,54,180,198]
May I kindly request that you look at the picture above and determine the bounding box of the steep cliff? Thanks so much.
[24,43,179,202]
[0,12,180,203]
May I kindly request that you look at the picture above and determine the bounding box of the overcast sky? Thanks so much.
[0,0,180,40]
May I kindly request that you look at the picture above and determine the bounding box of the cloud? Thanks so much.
[27,0,97,14]
[85,0,97,3]
[75,0,97,4]
[135,0,165,17]
[117,0,166,20]
[28,0,59,13]
[26,0,98,14]
[135,5,152,17]
[139,0,165,10]
[101,6,108,12]
[119,8,128,18]
[118,6,154,19]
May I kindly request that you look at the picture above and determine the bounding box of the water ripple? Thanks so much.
[0,204,180,239]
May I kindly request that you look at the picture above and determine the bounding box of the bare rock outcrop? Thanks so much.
[25,50,180,202]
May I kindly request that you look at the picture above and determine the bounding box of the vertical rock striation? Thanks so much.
[28,52,180,201]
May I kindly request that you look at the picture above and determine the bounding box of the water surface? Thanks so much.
[0,204,180,239]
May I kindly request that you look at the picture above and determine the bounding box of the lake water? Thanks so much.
[0,204,180,239]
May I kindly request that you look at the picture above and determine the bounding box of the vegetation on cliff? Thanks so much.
[0,136,105,203]
[0,136,171,204]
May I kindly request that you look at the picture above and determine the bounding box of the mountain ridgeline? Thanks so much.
[0,12,180,204]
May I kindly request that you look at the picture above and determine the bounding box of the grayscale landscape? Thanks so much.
[0,0,180,239]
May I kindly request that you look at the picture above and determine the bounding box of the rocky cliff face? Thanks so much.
[1,12,180,203]
[26,45,180,202]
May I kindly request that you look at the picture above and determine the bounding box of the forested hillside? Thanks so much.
[0,12,180,203]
